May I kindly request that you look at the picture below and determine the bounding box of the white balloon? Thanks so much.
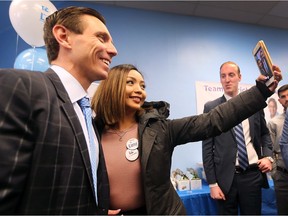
[9,0,57,47]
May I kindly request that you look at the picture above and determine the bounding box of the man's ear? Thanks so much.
[52,25,72,49]
[238,73,242,81]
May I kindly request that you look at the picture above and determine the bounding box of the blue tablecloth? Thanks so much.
[177,180,277,215]
[262,180,277,215]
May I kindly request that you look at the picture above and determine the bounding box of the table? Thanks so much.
[177,181,216,215]
[177,180,277,215]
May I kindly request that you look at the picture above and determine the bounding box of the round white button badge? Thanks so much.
[126,138,138,150]
[125,149,139,161]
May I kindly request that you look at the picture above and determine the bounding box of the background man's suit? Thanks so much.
[202,95,272,214]
[0,69,109,214]
[280,112,288,171]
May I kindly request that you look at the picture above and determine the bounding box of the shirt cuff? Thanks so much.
[209,183,218,188]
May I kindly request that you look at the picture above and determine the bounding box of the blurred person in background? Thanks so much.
[269,85,288,214]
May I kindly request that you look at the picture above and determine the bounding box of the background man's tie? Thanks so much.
[78,97,98,203]
[234,123,249,170]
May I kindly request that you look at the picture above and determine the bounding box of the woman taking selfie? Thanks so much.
[91,64,280,215]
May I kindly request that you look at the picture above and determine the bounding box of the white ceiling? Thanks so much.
[97,1,288,30]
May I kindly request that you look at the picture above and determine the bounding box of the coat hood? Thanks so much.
[140,101,170,122]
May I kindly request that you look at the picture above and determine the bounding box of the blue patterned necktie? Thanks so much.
[78,97,98,203]
[234,123,249,170]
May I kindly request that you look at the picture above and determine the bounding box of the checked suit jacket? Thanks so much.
[202,95,273,194]
[0,69,109,214]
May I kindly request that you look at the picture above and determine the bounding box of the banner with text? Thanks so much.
[195,81,281,122]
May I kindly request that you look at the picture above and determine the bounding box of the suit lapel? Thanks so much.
[44,69,95,197]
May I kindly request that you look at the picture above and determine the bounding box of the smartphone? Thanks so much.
[252,40,274,86]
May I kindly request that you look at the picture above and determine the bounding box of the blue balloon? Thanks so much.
[14,48,50,72]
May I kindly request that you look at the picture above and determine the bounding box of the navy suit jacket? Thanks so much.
[0,69,109,214]
[202,95,272,194]
[280,111,288,168]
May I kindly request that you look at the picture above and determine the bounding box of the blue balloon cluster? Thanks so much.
[14,48,50,72]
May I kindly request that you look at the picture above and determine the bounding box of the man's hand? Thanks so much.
[257,158,272,173]
[210,186,226,200]
[257,65,282,92]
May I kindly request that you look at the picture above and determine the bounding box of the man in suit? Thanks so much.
[268,84,288,214]
[0,6,117,214]
[202,61,273,215]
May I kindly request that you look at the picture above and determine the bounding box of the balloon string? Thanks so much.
[15,34,19,58]
[31,46,36,71]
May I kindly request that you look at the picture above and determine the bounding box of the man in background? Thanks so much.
[202,61,273,215]
[268,84,288,215]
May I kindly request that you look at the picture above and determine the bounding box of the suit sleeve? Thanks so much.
[280,111,288,168]
[202,102,217,184]
[0,70,34,213]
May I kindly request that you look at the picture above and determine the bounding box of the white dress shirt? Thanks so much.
[224,93,258,166]
[51,65,99,167]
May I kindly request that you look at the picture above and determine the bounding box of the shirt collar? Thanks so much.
[50,65,87,103]
[223,93,233,101]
